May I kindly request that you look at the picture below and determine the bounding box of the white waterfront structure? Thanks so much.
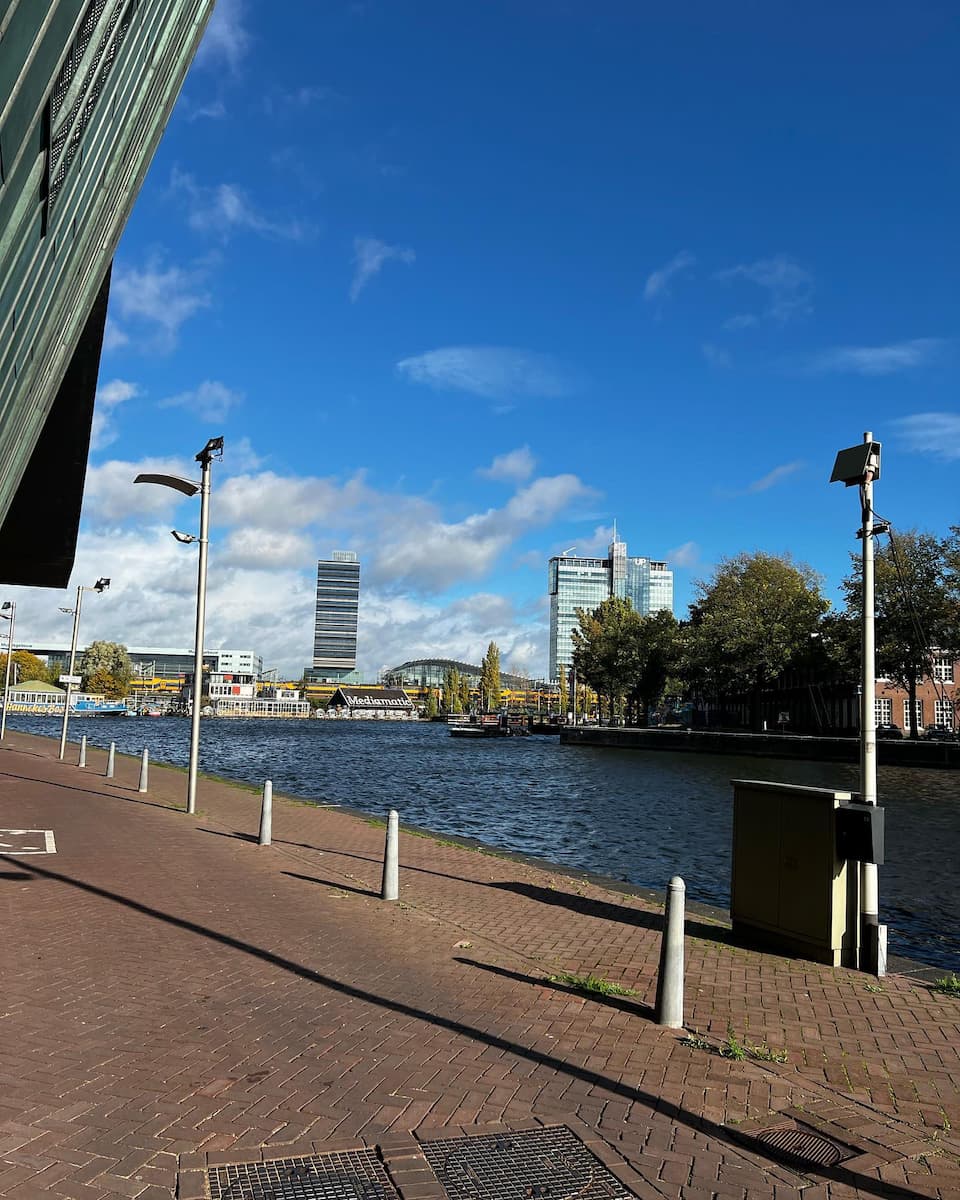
[548,533,673,681]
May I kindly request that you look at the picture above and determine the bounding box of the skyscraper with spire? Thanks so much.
[547,531,673,682]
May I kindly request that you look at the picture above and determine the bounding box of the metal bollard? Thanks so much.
[381,809,399,901]
[78,735,86,768]
[654,875,685,1028]
[138,748,149,793]
[258,780,273,846]
[105,741,115,778]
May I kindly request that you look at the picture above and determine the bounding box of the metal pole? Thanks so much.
[381,809,399,900]
[106,741,115,778]
[654,875,686,1027]
[258,780,273,846]
[186,454,212,815]
[78,734,86,768]
[138,748,149,793]
[860,431,880,975]
[1,600,15,741]
[58,585,83,760]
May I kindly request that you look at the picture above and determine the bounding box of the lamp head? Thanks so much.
[94,577,110,592]
[196,436,224,464]
[171,530,198,544]
[1,601,12,611]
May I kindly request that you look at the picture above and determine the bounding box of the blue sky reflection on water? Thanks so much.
[9,717,959,971]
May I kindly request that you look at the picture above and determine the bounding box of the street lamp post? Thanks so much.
[58,578,111,760]
[831,432,886,975]
[134,436,222,814]
[1,600,16,740]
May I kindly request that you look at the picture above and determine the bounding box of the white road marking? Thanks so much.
[0,829,57,854]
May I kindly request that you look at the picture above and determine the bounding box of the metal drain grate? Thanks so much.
[756,1126,852,1169]
[420,1125,636,1200]
[208,1152,399,1200]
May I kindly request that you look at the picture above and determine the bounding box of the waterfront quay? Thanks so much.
[2,731,960,1199]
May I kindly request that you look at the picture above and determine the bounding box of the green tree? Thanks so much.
[479,641,501,710]
[459,674,472,712]
[841,529,960,737]
[557,666,568,716]
[625,609,682,726]
[78,641,133,699]
[0,650,50,685]
[423,689,438,719]
[571,596,641,719]
[684,552,829,730]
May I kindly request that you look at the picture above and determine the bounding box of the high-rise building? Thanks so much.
[548,534,673,681]
[311,552,360,682]
[0,0,216,587]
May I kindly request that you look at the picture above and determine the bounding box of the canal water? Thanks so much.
[6,715,959,971]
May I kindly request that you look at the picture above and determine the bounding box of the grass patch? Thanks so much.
[864,983,885,994]
[932,973,960,997]
[546,971,638,997]
[679,1030,711,1050]
[718,1025,788,1063]
[719,1025,747,1060]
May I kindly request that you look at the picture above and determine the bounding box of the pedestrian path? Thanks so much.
[1,731,959,1200]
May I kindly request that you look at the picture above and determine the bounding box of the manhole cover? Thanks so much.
[756,1126,852,1169]
[420,1125,636,1199]
[208,1152,398,1200]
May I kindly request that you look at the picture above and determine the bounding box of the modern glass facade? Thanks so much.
[313,552,360,677]
[548,536,674,681]
[0,0,216,586]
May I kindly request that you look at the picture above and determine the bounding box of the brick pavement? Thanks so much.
[2,730,959,1200]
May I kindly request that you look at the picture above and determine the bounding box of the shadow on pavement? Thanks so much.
[0,851,941,1200]
[457,956,655,1021]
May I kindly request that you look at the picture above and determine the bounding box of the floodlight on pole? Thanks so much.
[1,600,16,741]
[134,438,223,814]
[58,578,111,760]
[830,432,884,976]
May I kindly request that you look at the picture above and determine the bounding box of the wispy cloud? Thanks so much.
[181,97,227,122]
[667,541,701,568]
[477,446,536,482]
[263,85,339,116]
[195,0,251,73]
[350,236,415,301]
[702,342,732,369]
[397,347,573,400]
[159,380,244,422]
[170,169,312,242]
[743,461,804,493]
[110,257,212,350]
[102,318,129,352]
[91,379,140,450]
[894,413,960,460]
[644,250,696,302]
[716,254,813,324]
[806,338,945,376]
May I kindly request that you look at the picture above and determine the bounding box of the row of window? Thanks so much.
[876,698,955,728]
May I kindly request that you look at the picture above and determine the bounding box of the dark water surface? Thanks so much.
[8,715,959,971]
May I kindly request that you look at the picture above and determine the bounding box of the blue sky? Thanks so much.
[11,0,960,678]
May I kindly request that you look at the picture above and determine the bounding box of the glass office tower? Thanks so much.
[548,535,674,681]
[312,552,360,682]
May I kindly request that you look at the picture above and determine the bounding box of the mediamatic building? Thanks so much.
[548,534,674,681]
[0,0,215,586]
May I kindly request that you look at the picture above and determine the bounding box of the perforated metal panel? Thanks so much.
[208,1152,399,1200]
[420,1126,636,1200]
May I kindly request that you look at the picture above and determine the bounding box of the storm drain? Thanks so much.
[420,1125,636,1200]
[755,1125,854,1170]
[208,1152,398,1200]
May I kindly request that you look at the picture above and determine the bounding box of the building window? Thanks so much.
[933,656,955,683]
[875,698,892,725]
[934,699,955,730]
[903,699,923,730]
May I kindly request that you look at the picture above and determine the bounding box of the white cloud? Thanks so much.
[894,413,960,460]
[221,528,315,569]
[667,541,700,569]
[478,446,536,482]
[644,250,696,302]
[195,0,251,73]
[82,456,198,524]
[159,380,244,423]
[182,98,227,122]
[715,254,813,323]
[170,169,312,242]
[807,338,945,376]
[350,236,415,301]
[102,318,129,352]
[110,258,211,350]
[744,461,804,493]
[91,379,140,450]
[701,342,732,369]
[397,347,573,400]
[215,470,371,531]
